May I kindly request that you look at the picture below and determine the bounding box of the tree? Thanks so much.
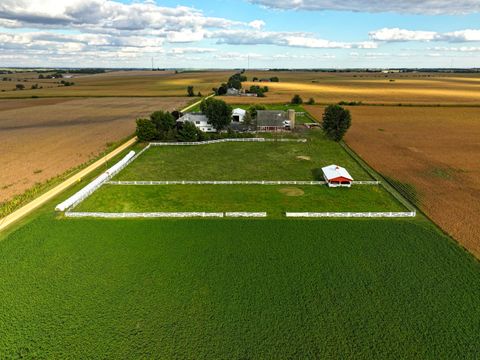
[171,110,182,120]
[227,78,242,90]
[15,84,25,90]
[322,105,352,142]
[270,76,280,82]
[243,111,253,127]
[150,111,176,140]
[200,98,232,132]
[216,83,228,95]
[291,94,303,104]
[306,97,315,105]
[177,122,200,142]
[252,77,258,82]
[248,104,266,119]
[136,118,158,141]
[187,86,195,97]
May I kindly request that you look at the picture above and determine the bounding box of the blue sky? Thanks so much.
[1,0,479,68]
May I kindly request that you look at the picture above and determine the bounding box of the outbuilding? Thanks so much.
[322,165,354,188]
[232,108,246,123]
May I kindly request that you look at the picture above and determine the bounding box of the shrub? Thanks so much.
[306,98,315,105]
[187,86,195,97]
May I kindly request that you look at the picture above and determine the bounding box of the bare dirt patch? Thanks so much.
[0,97,189,203]
[307,106,480,257]
[279,187,305,197]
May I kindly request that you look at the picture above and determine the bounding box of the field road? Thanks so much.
[0,95,213,233]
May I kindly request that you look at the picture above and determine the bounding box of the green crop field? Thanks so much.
[116,131,372,182]
[75,184,405,216]
[1,206,480,358]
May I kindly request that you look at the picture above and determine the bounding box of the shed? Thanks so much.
[232,108,246,123]
[322,165,354,188]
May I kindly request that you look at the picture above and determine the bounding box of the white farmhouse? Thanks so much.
[322,165,354,188]
[177,113,216,133]
[232,108,246,123]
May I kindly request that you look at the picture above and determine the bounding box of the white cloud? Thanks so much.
[249,20,266,29]
[211,30,378,49]
[248,0,480,15]
[370,28,480,43]
[369,28,437,42]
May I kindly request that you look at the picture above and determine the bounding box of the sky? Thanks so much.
[1,0,480,68]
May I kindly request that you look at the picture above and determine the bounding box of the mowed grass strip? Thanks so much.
[116,133,372,181]
[74,184,406,216]
[1,216,480,358]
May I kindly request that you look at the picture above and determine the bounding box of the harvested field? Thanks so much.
[0,70,229,98]
[0,97,189,204]
[220,71,480,105]
[307,105,480,257]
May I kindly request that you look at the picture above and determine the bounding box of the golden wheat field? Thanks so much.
[306,105,480,257]
[0,97,189,203]
[221,71,480,105]
[0,70,230,98]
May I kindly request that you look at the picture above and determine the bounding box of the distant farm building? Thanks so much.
[256,110,296,132]
[177,113,216,133]
[322,165,354,188]
[232,108,246,123]
[226,88,240,96]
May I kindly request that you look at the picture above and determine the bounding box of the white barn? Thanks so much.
[232,108,246,123]
[322,165,354,188]
[177,113,216,133]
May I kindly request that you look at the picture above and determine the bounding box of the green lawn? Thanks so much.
[75,184,406,216]
[117,131,372,181]
[1,213,479,358]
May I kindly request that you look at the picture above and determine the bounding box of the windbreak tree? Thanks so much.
[150,111,176,140]
[200,98,232,132]
[187,86,195,97]
[177,122,200,142]
[136,118,158,141]
[322,105,352,142]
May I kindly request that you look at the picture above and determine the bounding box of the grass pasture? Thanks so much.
[75,184,405,216]
[116,133,372,182]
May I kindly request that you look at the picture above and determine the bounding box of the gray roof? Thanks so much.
[178,113,209,123]
[256,110,287,127]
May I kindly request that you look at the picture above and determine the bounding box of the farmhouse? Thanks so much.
[226,88,240,96]
[256,110,295,132]
[177,113,215,133]
[322,165,354,188]
[232,108,246,123]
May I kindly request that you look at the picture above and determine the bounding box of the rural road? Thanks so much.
[0,95,212,233]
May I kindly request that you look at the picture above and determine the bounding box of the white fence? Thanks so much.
[55,151,136,212]
[106,180,380,186]
[106,180,328,186]
[65,212,267,218]
[150,138,307,146]
[285,212,416,218]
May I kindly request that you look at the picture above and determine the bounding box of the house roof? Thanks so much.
[232,108,246,116]
[178,113,209,123]
[256,110,288,127]
[322,165,354,181]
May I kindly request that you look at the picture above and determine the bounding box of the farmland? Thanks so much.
[0,97,189,206]
[220,71,480,105]
[0,190,479,357]
[0,70,228,98]
[116,134,372,182]
[307,105,480,257]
